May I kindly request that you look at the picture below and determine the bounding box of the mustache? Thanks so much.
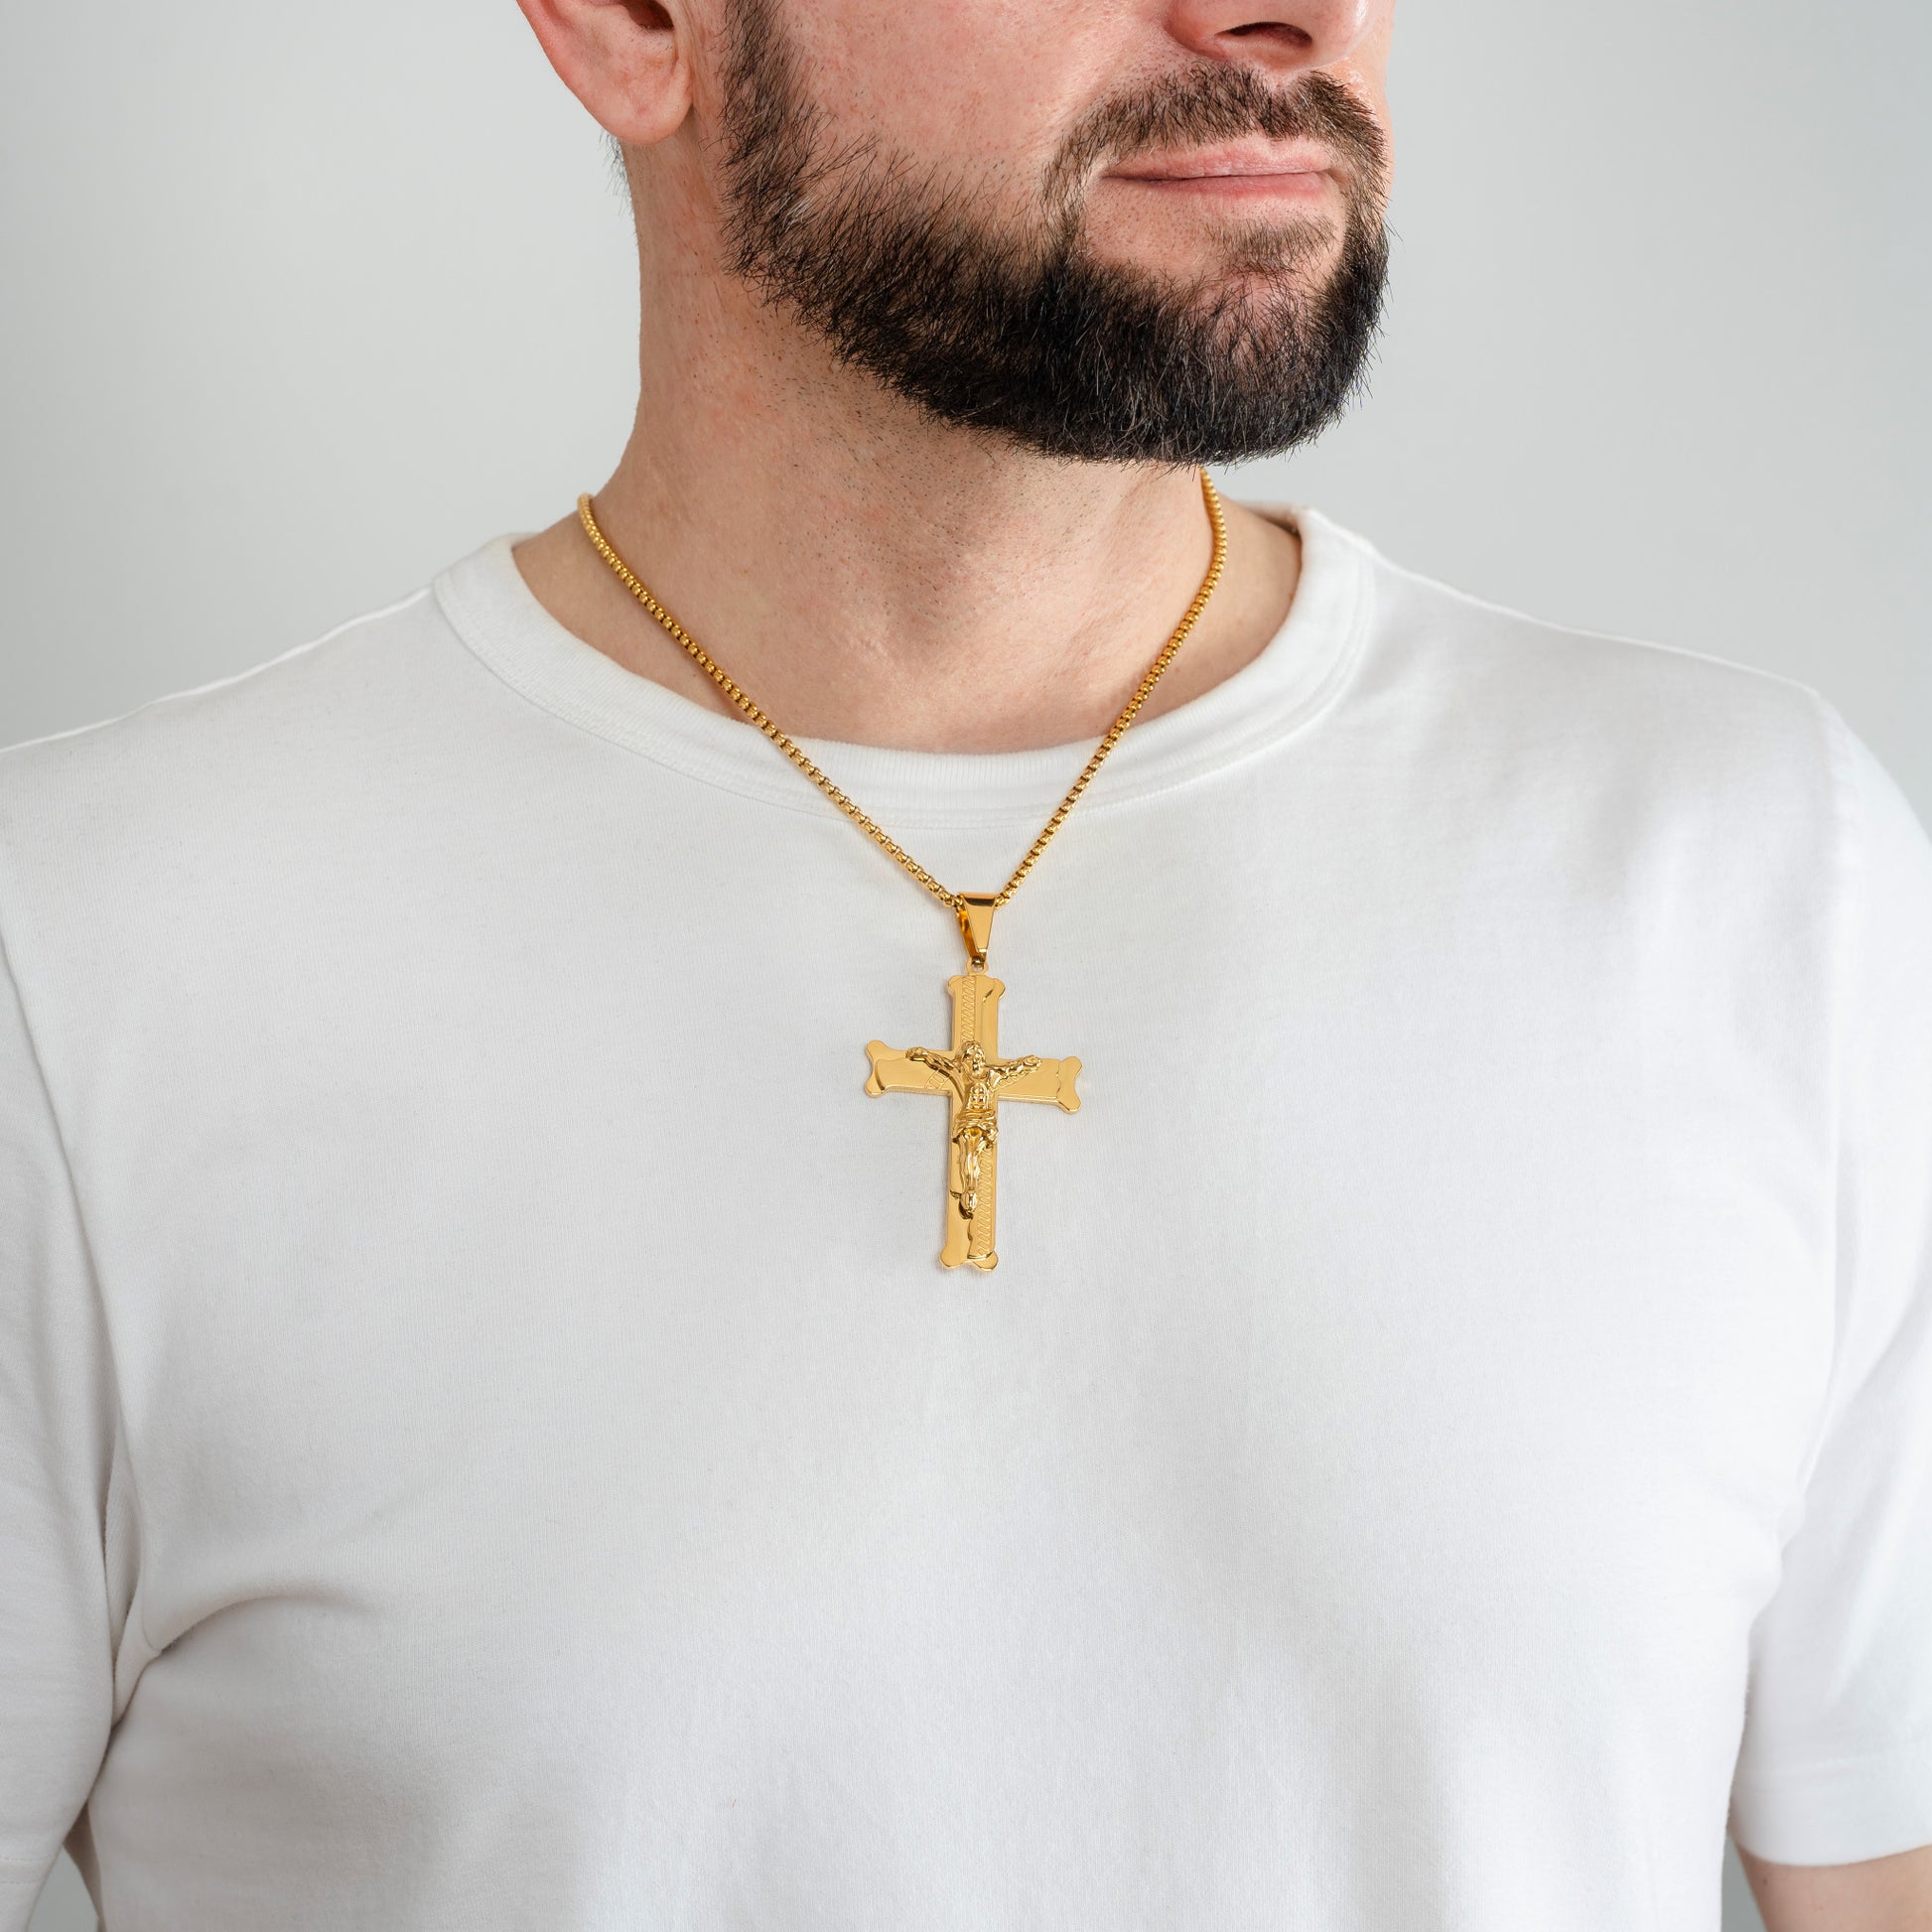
[1046,65,1390,212]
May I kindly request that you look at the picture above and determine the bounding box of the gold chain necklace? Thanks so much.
[576,467,1228,1271]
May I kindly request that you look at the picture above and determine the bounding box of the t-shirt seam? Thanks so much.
[0,853,159,1664]
[431,521,1378,829]
[0,587,437,774]
[1365,547,1838,703]
[1774,694,1865,1542]
[1731,1717,1932,1785]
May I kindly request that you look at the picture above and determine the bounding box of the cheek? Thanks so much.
[789,0,1128,191]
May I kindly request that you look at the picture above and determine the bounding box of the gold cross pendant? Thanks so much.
[863,895,1081,1271]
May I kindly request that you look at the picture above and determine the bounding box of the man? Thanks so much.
[2,1,1928,1927]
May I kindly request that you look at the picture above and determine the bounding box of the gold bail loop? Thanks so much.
[956,894,998,969]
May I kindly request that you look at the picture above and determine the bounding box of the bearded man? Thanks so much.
[2,3,1929,1930]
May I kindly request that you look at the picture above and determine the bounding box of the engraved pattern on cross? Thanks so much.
[864,968,1081,1271]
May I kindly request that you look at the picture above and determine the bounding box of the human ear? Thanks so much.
[512,0,693,147]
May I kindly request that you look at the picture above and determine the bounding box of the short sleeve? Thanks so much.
[1726,711,1932,1865]
[0,919,119,1930]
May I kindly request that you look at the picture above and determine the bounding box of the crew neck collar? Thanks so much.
[432,499,1373,832]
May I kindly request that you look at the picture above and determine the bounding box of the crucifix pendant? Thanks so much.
[863,894,1081,1271]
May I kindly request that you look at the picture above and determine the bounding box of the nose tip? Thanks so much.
[1169,0,1381,73]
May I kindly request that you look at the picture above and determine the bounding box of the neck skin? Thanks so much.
[511,194,1302,758]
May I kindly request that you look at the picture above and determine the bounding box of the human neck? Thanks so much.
[511,255,1301,756]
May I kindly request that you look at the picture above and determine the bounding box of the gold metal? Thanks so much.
[866,968,1080,1271]
[577,469,1225,1269]
[956,893,998,970]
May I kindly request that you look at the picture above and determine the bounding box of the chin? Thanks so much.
[1088,227,1339,292]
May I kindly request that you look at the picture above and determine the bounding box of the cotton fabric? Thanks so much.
[3,502,1930,1930]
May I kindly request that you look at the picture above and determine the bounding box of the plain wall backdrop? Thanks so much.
[5,3,1928,1928]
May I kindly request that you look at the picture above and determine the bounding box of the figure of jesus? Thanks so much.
[904,1038,1042,1222]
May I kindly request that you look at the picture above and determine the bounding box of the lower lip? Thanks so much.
[1108,171,1330,202]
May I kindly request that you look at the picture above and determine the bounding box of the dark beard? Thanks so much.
[715,0,1392,467]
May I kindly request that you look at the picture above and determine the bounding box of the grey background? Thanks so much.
[6,0,1927,1925]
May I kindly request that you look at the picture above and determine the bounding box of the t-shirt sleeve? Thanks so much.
[0,921,119,1930]
[1726,710,1932,1865]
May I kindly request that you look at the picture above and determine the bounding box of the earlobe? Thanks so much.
[512,0,693,149]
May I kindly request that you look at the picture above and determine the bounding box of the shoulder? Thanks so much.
[0,571,487,969]
[0,577,452,823]
[0,574,452,779]
[1287,504,1860,844]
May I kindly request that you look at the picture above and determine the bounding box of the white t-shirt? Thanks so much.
[3,502,1930,1932]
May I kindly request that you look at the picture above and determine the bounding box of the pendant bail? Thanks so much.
[956,893,998,970]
